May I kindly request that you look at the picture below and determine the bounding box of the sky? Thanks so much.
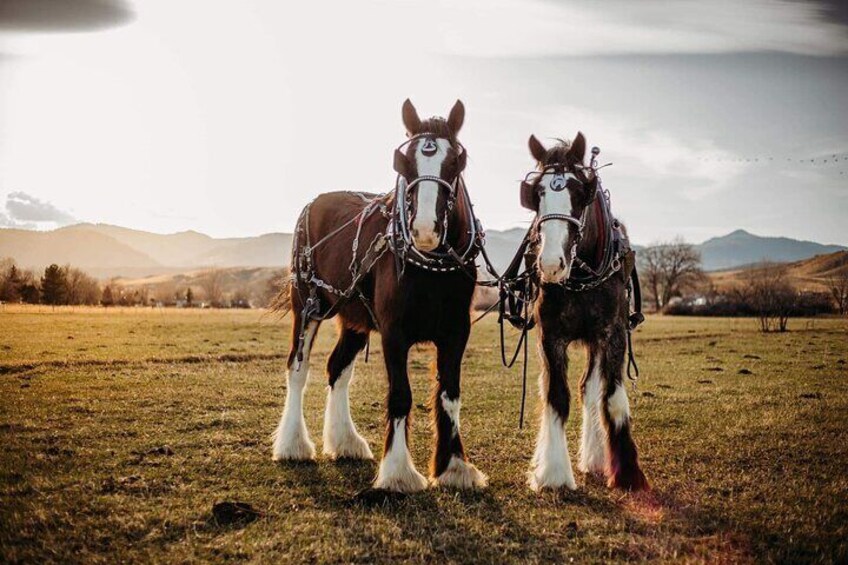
[0,0,846,246]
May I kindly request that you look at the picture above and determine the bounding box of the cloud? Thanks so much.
[5,191,75,226]
[537,105,747,201]
[423,0,848,57]
[0,0,134,33]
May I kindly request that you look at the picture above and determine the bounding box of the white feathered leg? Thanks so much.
[323,360,373,460]
[578,352,606,474]
[272,321,318,461]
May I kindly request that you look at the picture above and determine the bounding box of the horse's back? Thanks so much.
[306,191,385,235]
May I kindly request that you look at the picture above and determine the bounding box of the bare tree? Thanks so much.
[639,238,704,311]
[154,281,178,306]
[199,268,225,307]
[826,272,848,316]
[62,265,101,305]
[743,263,797,332]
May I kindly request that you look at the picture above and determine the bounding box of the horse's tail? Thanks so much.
[268,278,293,318]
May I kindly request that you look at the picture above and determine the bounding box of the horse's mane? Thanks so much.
[416,117,457,142]
[542,138,576,166]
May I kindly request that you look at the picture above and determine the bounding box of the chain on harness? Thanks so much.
[290,133,489,363]
[290,193,391,363]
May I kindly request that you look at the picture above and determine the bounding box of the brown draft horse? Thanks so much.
[520,133,649,491]
[272,100,487,492]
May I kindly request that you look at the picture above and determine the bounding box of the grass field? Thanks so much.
[1,306,847,563]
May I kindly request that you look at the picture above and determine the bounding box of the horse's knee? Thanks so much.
[387,387,412,419]
[547,386,570,423]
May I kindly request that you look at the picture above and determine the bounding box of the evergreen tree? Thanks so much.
[41,264,67,305]
[19,283,40,304]
[101,285,114,307]
[1,264,22,302]
[186,287,194,307]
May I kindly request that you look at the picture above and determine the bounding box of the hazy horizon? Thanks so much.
[1,0,847,245]
[3,219,848,250]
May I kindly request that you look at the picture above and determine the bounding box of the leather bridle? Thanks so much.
[390,133,480,275]
[523,164,595,266]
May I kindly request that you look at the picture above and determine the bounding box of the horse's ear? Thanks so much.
[569,131,587,164]
[394,149,413,179]
[402,99,421,136]
[528,135,547,163]
[447,100,465,135]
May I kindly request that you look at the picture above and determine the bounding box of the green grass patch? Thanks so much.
[1,307,846,562]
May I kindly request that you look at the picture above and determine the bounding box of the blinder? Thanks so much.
[519,163,593,213]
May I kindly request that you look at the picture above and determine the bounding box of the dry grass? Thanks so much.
[1,306,847,563]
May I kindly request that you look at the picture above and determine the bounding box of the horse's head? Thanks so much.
[521,132,598,284]
[393,99,467,252]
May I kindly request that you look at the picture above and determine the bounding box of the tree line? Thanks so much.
[0,259,101,305]
[637,239,847,332]
[0,258,288,309]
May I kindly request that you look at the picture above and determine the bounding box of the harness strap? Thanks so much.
[629,268,645,330]
[626,266,644,385]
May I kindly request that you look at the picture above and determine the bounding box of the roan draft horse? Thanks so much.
[519,133,649,491]
[272,100,488,493]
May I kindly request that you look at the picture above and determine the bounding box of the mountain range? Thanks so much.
[0,223,844,278]
[0,224,291,279]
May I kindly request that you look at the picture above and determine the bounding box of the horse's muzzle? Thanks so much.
[539,257,570,284]
[412,228,440,252]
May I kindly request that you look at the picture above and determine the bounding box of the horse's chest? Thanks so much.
[395,274,473,341]
[539,285,621,340]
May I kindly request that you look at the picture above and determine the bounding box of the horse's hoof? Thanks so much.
[271,433,316,462]
[373,465,428,493]
[528,466,578,492]
[323,433,374,460]
[608,467,650,492]
[431,457,488,489]
[577,457,606,475]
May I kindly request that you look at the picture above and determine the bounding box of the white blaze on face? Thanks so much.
[411,138,451,252]
[537,172,579,283]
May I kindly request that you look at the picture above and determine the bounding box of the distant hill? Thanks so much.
[709,250,848,292]
[698,229,846,271]
[0,227,161,277]
[115,266,283,306]
[1,223,844,278]
[480,228,848,273]
[0,223,291,278]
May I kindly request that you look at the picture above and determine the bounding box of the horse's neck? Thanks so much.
[446,178,471,249]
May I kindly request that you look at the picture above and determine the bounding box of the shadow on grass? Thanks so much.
[273,457,635,562]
